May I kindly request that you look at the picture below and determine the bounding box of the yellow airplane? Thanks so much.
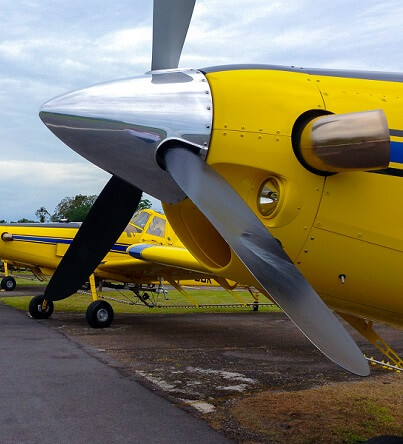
[0,209,250,326]
[0,209,185,289]
[37,0,402,376]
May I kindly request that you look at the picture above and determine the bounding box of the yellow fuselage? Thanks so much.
[0,210,182,284]
[164,68,403,327]
[0,210,228,287]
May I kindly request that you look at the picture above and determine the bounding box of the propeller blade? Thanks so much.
[163,144,369,376]
[151,0,196,71]
[44,176,142,301]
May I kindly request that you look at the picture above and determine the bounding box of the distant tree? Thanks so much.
[16,218,36,223]
[0,219,6,223]
[137,198,152,211]
[35,206,50,223]
[51,194,97,222]
[40,194,152,224]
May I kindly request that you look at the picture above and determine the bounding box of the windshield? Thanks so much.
[146,216,166,238]
[131,212,151,230]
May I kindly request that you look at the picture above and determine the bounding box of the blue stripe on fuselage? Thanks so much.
[390,141,403,164]
[128,244,154,259]
[110,244,128,252]
[11,235,128,254]
[13,235,72,244]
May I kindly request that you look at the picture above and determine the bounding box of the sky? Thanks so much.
[0,0,402,221]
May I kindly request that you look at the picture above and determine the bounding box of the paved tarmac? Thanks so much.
[0,303,232,443]
[1,284,47,297]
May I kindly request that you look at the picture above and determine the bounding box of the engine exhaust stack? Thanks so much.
[296,109,390,174]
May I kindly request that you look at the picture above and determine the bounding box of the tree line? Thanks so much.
[1,194,152,224]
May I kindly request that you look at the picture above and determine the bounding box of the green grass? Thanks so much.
[337,430,367,444]
[1,288,281,315]
[15,278,48,287]
[337,399,397,443]
[230,377,403,444]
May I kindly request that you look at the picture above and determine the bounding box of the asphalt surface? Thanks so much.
[0,303,231,443]
[1,284,47,297]
[44,310,402,442]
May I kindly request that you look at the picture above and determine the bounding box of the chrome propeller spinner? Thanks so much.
[40,69,212,204]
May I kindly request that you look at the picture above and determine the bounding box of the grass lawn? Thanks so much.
[2,272,48,286]
[227,375,403,444]
[1,281,281,315]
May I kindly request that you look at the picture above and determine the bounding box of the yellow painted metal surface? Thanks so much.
[0,210,207,285]
[311,75,402,130]
[206,69,325,135]
[130,245,210,273]
[296,75,403,326]
[164,68,403,327]
[56,243,69,257]
[164,68,326,285]
[3,260,9,277]
[0,225,79,270]
[89,274,98,301]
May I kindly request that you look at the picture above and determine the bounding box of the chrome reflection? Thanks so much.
[297,110,390,174]
[40,69,213,203]
[257,178,281,217]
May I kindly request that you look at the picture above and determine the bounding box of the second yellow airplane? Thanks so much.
[0,209,247,327]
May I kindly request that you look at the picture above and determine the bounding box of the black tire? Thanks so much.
[364,436,403,444]
[86,300,114,328]
[1,276,16,291]
[29,295,54,319]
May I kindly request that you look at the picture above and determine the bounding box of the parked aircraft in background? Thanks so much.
[0,209,250,327]
[0,209,183,289]
[38,0,402,375]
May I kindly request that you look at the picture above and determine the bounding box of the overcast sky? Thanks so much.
[0,0,402,221]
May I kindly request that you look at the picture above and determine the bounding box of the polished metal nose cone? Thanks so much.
[40,69,213,203]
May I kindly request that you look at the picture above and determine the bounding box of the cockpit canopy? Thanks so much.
[124,210,166,239]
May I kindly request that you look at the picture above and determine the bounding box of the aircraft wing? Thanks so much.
[127,244,210,273]
[97,244,213,281]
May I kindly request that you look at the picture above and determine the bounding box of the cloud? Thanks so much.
[0,160,109,221]
[0,160,162,221]
[97,26,151,52]
[0,37,53,60]
[0,0,402,221]
[0,160,106,184]
[184,0,403,71]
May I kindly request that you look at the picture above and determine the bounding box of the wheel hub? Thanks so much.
[97,308,109,322]
[38,302,48,313]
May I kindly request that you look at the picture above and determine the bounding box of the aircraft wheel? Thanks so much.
[1,276,16,291]
[86,300,114,328]
[29,295,54,319]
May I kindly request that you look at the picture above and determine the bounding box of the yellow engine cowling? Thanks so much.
[163,68,403,327]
